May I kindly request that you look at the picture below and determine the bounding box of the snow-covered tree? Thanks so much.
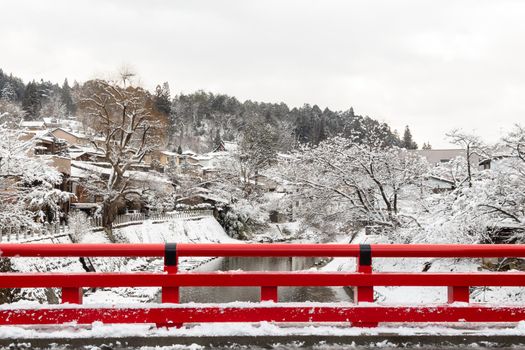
[1,82,17,102]
[39,92,67,119]
[402,126,525,244]
[0,100,25,128]
[78,78,167,236]
[0,120,69,230]
[276,135,429,235]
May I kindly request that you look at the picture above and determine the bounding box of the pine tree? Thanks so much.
[22,81,41,119]
[0,82,17,102]
[422,142,432,150]
[61,78,76,116]
[154,82,171,116]
[177,145,183,154]
[402,126,418,149]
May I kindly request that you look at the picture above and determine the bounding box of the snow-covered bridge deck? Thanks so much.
[3,323,525,349]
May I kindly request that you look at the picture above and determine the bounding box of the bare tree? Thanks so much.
[79,79,166,238]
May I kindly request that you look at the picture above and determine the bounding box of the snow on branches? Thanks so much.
[78,79,168,232]
[275,136,429,234]
[0,121,69,230]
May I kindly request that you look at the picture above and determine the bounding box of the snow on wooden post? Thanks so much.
[448,286,470,303]
[354,244,377,327]
[159,242,182,328]
[62,287,83,304]
[162,243,179,303]
[355,244,373,302]
[260,286,278,302]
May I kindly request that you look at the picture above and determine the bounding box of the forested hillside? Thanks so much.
[1,69,418,151]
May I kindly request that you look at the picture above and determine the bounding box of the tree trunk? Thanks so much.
[467,144,472,188]
[102,198,117,243]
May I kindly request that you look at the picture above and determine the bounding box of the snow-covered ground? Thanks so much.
[321,231,525,305]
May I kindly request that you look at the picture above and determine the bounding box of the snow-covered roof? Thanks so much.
[182,150,197,156]
[70,166,88,178]
[20,121,45,128]
[51,127,87,139]
[71,161,172,184]
[427,175,454,184]
[43,117,59,124]
[161,150,179,156]
[191,155,212,161]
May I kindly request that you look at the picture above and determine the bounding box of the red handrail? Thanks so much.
[2,243,525,257]
[1,243,525,328]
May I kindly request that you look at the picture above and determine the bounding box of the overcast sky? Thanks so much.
[1,0,524,147]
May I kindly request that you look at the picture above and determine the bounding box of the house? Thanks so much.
[479,155,514,171]
[251,173,278,192]
[51,128,88,147]
[69,161,174,213]
[42,117,61,129]
[33,132,68,155]
[413,149,482,167]
[19,120,46,131]
[425,175,456,192]
[68,145,107,162]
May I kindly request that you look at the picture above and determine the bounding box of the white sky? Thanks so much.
[1,0,525,147]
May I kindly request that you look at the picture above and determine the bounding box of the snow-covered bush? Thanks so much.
[396,126,525,244]
[219,198,267,239]
[0,121,70,231]
[68,211,91,243]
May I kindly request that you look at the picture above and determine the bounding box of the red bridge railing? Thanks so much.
[1,243,525,327]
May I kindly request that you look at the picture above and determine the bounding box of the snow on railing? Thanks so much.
[1,243,525,327]
[1,210,214,242]
[0,222,70,243]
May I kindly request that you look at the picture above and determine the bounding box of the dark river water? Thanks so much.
[176,256,352,303]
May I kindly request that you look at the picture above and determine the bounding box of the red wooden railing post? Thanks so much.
[162,243,179,304]
[354,244,377,327]
[62,287,83,304]
[448,286,469,303]
[355,244,374,303]
[159,243,182,328]
[260,286,278,302]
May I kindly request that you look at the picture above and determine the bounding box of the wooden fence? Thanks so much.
[1,210,214,242]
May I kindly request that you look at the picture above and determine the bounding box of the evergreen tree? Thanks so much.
[402,126,418,149]
[22,81,41,119]
[422,142,432,150]
[61,78,76,116]
[154,82,171,116]
[177,145,183,154]
[0,82,16,102]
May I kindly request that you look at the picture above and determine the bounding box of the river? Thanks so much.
[176,256,352,303]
